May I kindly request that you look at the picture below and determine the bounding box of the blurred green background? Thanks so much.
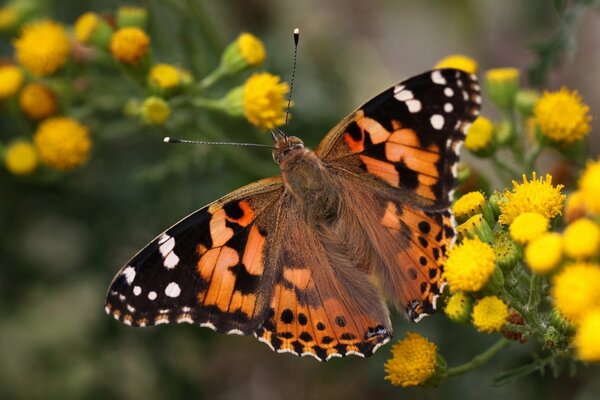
[1,0,599,399]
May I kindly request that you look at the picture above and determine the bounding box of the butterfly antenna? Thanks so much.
[164,137,274,148]
[283,28,300,135]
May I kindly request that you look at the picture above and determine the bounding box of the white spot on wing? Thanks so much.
[301,352,321,361]
[414,312,429,322]
[346,350,365,358]
[257,335,275,351]
[227,329,244,336]
[177,315,194,324]
[148,291,157,300]
[165,282,181,298]
[201,322,217,331]
[326,353,343,361]
[431,70,446,85]
[444,103,454,113]
[104,306,110,314]
[127,304,135,312]
[164,252,180,269]
[430,114,445,130]
[444,87,454,97]
[122,266,136,284]
[393,85,405,94]
[394,89,413,102]
[158,233,170,245]
[159,236,175,256]
[133,286,142,296]
[406,99,422,113]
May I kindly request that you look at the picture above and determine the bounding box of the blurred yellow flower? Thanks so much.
[444,238,496,292]
[19,82,58,120]
[564,190,587,223]
[110,27,149,64]
[465,116,494,152]
[0,64,23,98]
[579,159,600,215]
[0,5,17,31]
[485,68,520,110]
[243,72,289,130]
[13,20,70,76]
[149,64,181,89]
[74,12,99,43]
[533,87,591,143]
[141,96,171,125]
[552,263,600,323]
[444,292,473,324]
[34,117,91,170]
[574,309,600,362]
[238,33,266,66]
[509,212,548,244]
[4,141,38,175]
[472,296,509,333]
[499,172,565,225]
[452,191,485,221]
[486,68,519,84]
[116,6,147,29]
[563,218,600,259]
[384,332,439,387]
[525,233,562,274]
[434,54,478,74]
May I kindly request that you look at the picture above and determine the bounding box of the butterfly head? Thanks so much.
[272,129,304,164]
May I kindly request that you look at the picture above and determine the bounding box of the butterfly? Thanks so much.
[106,69,481,361]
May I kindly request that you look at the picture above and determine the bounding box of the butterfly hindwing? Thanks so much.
[316,68,480,210]
[105,177,284,334]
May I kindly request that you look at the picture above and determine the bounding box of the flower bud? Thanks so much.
[485,68,520,111]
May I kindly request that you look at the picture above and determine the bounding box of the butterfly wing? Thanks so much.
[105,177,285,334]
[315,69,480,321]
[254,197,392,361]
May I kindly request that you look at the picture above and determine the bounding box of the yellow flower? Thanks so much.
[485,68,520,110]
[116,6,147,29]
[493,230,519,270]
[525,233,562,274]
[0,64,23,98]
[4,141,38,175]
[579,159,600,215]
[74,12,99,43]
[499,172,565,225]
[444,292,473,323]
[533,87,591,143]
[452,191,485,221]
[465,116,494,152]
[574,308,600,362]
[563,218,600,259]
[551,263,600,323]
[471,296,509,333]
[444,238,496,292]
[141,96,171,125]
[509,212,548,244]
[34,117,91,170]
[13,20,70,76]
[434,55,478,74]
[19,82,57,120]
[242,72,289,130]
[148,64,181,90]
[384,332,439,387]
[0,5,17,31]
[564,190,587,223]
[238,33,266,66]
[110,27,149,65]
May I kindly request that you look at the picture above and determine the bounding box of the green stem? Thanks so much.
[447,338,510,377]
[197,65,228,90]
[192,97,228,112]
[491,154,519,182]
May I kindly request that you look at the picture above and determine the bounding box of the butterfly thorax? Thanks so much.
[276,136,341,226]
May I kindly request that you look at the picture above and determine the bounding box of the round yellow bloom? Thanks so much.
[434,54,478,74]
[563,218,600,259]
[552,263,600,323]
[445,292,473,323]
[444,238,496,292]
[141,96,171,125]
[238,32,266,66]
[485,68,519,84]
[564,190,587,223]
[574,308,600,362]
[465,116,494,152]
[110,27,149,64]
[0,5,17,30]
[0,64,23,98]
[499,172,565,225]
[74,12,99,43]
[243,72,289,130]
[4,141,38,175]
[19,82,58,120]
[384,332,438,387]
[472,296,509,333]
[457,214,483,236]
[525,233,562,274]
[533,87,591,143]
[509,212,548,244]
[149,64,181,89]
[13,20,70,76]
[34,117,91,170]
[452,191,485,221]
[579,159,600,215]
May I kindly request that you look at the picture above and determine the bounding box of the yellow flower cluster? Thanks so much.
[452,191,485,221]
[465,116,494,152]
[110,27,149,64]
[0,64,23,98]
[579,159,600,215]
[13,20,70,76]
[242,73,289,130]
[534,87,591,143]
[509,212,548,244]
[472,296,509,333]
[444,238,496,292]
[34,117,91,171]
[384,332,439,387]
[19,82,58,120]
[4,141,38,175]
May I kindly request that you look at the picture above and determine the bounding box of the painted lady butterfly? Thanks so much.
[106,69,481,361]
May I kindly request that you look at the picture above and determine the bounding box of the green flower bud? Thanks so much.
[485,68,520,111]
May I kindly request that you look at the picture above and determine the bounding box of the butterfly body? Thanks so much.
[106,69,481,361]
